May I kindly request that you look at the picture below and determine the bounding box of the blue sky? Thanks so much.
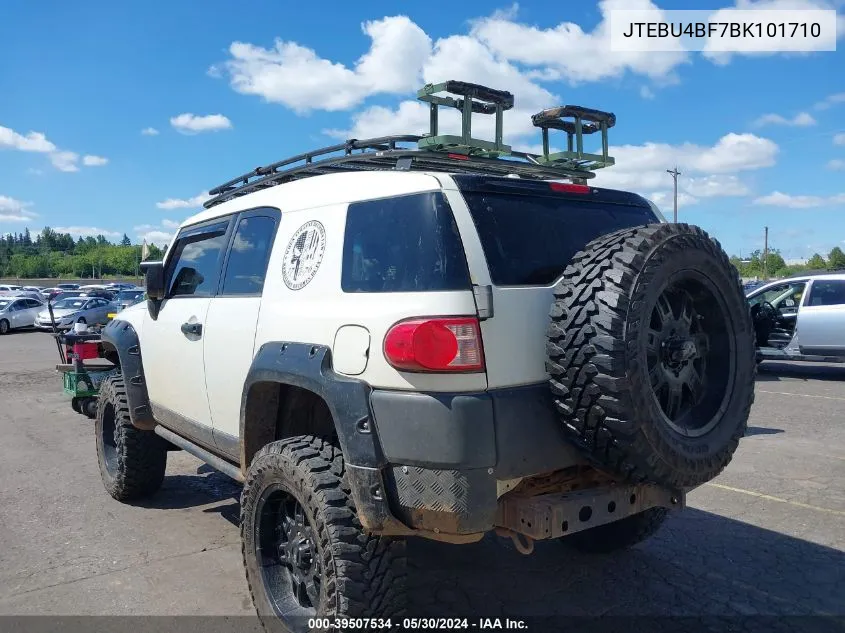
[0,0,843,260]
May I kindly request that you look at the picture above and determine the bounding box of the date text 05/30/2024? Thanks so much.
[306,618,528,630]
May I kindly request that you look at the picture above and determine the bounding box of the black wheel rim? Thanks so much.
[100,402,119,475]
[255,484,322,628]
[645,272,735,437]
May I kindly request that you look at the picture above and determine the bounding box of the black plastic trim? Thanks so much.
[241,342,386,469]
[101,319,156,431]
[370,383,585,478]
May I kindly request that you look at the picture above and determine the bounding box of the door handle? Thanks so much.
[181,322,202,337]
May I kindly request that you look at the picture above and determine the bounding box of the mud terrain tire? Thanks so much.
[241,436,406,630]
[95,374,167,501]
[546,223,755,489]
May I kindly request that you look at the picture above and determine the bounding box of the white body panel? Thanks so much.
[253,200,486,393]
[142,297,213,426]
[0,299,43,329]
[204,296,262,438]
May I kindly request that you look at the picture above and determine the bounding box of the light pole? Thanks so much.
[666,166,681,223]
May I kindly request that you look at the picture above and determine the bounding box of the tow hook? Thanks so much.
[494,527,535,555]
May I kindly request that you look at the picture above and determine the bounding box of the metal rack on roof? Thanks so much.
[204,80,617,210]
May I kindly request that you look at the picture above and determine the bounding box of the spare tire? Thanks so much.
[546,223,755,489]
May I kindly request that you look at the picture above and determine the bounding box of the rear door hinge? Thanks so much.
[473,284,494,320]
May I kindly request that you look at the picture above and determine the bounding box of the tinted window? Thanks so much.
[167,222,229,297]
[461,192,657,286]
[342,192,470,293]
[221,216,276,295]
[807,280,845,307]
[25,299,42,308]
[53,298,87,310]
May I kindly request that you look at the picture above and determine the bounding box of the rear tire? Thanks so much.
[562,508,669,554]
[241,436,406,631]
[0,319,9,335]
[546,223,755,489]
[95,374,167,501]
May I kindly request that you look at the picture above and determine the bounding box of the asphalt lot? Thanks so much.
[0,330,843,629]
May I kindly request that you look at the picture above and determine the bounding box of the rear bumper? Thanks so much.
[366,384,592,536]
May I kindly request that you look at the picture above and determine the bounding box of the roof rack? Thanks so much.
[204,80,617,209]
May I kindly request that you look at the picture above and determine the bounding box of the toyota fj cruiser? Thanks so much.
[93,81,755,630]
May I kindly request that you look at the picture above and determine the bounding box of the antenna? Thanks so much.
[666,166,681,223]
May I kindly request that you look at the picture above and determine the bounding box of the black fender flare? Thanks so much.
[240,342,412,535]
[240,342,385,470]
[101,319,156,431]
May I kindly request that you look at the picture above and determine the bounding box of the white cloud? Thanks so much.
[470,0,689,83]
[640,86,656,100]
[684,174,752,197]
[170,113,233,134]
[0,195,34,214]
[752,191,845,208]
[155,192,211,210]
[702,0,845,64]
[0,195,37,222]
[1,124,107,172]
[162,219,181,229]
[814,92,845,110]
[834,133,845,145]
[83,155,108,167]
[141,127,160,136]
[49,151,80,172]
[54,226,121,238]
[0,125,56,152]
[217,16,432,113]
[827,159,845,170]
[133,223,175,246]
[752,112,816,127]
[589,133,776,206]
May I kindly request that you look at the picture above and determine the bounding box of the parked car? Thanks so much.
[748,271,845,362]
[41,287,61,299]
[0,284,23,295]
[56,283,80,290]
[112,288,145,311]
[35,295,115,330]
[0,296,45,334]
[22,285,42,292]
[49,290,84,303]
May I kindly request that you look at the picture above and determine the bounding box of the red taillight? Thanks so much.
[447,153,469,161]
[549,182,590,194]
[384,317,485,372]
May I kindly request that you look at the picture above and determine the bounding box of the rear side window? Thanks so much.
[341,192,471,293]
[221,216,277,295]
[807,280,845,307]
[461,191,657,286]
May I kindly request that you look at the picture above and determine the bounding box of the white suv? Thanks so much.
[93,81,755,628]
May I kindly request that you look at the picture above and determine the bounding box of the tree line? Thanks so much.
[0,227,166,279]
[730,246,845,280]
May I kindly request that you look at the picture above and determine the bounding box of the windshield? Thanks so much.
[461,191,658,286]
[52,298,87,310]
[116,290,144,301]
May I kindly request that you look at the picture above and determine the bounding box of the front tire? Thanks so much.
[95,374,167,501]
[241,436,406,631]
[562,508,669,554]
[0,319,9,335]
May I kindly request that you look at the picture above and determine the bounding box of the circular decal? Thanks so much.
[282,220,327,290]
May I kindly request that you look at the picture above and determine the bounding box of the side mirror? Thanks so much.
[141,260,165,300]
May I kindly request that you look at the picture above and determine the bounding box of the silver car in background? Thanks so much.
[748,272,845,362]
[35,296,115,330]
[0,296,45,334]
